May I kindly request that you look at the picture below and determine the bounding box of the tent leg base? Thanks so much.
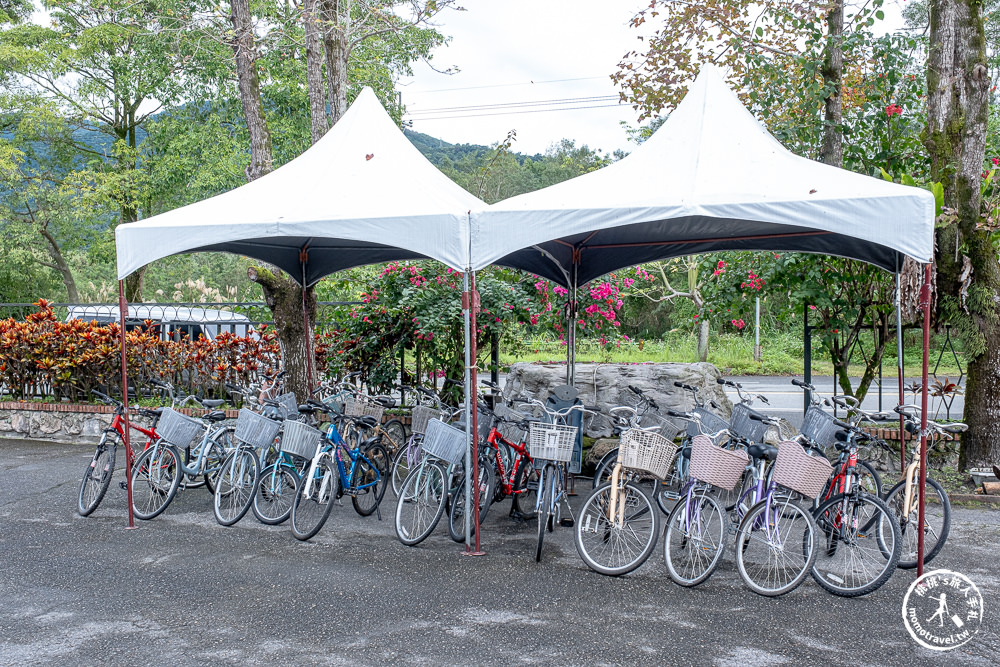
[461,548,487,557]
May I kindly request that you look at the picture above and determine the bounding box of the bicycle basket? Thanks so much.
[275,392,298,420]
[638,412,682,442]
[155,408,204,449]
[234,408,282,450]
[494,403,528,444]
[728,403,768,444]
[620,428,678,479]
[321,390,350,415]
[685,407,730,444]
[345,396,385,423]
[528,422,577,463]
[411,405,445,436]
[279,419,321,460]
[689,435,749,491]
[800,406,841,448]
[421,418,466,465]
[773,440,833,499]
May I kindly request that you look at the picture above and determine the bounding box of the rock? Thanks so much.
[503,362,733,438]
[585,438,620,469]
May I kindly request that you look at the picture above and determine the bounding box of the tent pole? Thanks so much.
[118,280,136,529]
[301,255,314,395]
[917,263,932,576]
[567,258,579,386]
[896,271,906,471]
[470,271,482,554]
[462,270,472,552]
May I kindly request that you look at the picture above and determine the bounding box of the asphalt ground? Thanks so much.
[1,438,997,666]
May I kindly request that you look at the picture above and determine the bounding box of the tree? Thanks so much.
[923,0,995,469]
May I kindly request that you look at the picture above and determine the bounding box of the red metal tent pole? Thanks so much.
[917,263,932,575]
[896,272,906,471]
[118,280,136,529]
[470,271,483,554]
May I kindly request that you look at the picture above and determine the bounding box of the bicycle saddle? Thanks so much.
[138,408,162,419]
[352,415,378,429]
[747,443,778,461]
[203,410,227,423]
[202,399,225,409]
[297,403,321,413]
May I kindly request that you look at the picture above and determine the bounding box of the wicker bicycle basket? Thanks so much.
[773,440,834,499]
[345,396,385,423]
[410,405,445,436]
[421,418,467,465]
[155,408,205,449]
[689,434,750,491]
[800,406,842,448]
[638,412,682,442]
[234,408,282,450]
[728,403,769,444]
[620,428,679,479]
[528,422,578,463]
[493,403,528,444]
[685,407,730,444]
[279,419,322,460]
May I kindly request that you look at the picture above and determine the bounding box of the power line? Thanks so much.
[405,76,610,94]
[406,95,620,115]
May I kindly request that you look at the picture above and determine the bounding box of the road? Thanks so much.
[1,439,996,666]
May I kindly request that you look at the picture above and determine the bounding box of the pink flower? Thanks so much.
[992,157,999,167]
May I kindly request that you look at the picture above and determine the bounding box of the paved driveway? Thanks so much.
[1,439,996,666]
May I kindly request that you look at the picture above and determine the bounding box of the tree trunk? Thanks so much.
[229,0,273,181]
[696,319,709,363]
[300,0,329,142]
[321,0,351,123]
[819,0,844,167]
[924,0,995,468]
[249,267,317,399]
[38,225,79,302]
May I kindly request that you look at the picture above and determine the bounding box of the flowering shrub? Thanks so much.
[0,300,316,402]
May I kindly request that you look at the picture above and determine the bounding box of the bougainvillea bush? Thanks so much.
[0,300,322,402]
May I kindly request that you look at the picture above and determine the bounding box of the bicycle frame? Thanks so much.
[486,427,532,497]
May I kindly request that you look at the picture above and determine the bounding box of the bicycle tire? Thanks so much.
[663,490,726,587]
[291,455,339,540]
[882,476,951,569]
[512,459,539,518]
[575,479,660,576]
[394,460,448,546]
[813,460,883,510]
[390,442,420,498]
[735,496,817,597]
[811,492,901,597]
[535,465,555,562]
[592,448,619,488]
[130,444,182,520]
[213,447,260,527]
[381,419,407,457]
[447,461,495,542]
[352,443,390,517]
[252,462,299,525]
[202,427,234,495]
[78,434,117,517]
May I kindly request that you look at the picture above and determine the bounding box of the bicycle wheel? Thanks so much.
[352,443,390,517]
[213,447,260,527]
[663,489,727,587]
[390,443,420,498]
[203,427,234,494]
[290,455,340,541]
[811,492,901,597]
[535,465,555,562]
[883,476,951,569]
[735,495,817,597]
[381,419,407,457]
[511,458,539,518]
[78,435,117,516]
[130,444,182,520]
[575,479,660,576]
[856,460,882,497]
[252,462,299,525]
[447,461,495,542]
[592,448,619,487]
[395,460,448,546]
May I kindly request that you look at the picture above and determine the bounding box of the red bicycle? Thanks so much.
[77,390,163,516]
[479,402,539,518]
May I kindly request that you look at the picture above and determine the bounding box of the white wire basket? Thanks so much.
[773,440,834,499]
[421,418,466,465]
[528,422,578,463]
[345,396,385,423]
[279,419,322,460]
[275,392,299,420]
[620,428,678,479]
[689,434,749,491]
[411,405,444,436]
[234,408,282,450]
[155,408,204,449]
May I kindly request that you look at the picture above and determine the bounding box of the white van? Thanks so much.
[66,305,255,341]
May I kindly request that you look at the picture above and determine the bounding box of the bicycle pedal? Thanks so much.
[118,481,128,491]
[559,518,574,528]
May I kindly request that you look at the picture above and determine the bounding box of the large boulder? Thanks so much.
[502,362,734,438]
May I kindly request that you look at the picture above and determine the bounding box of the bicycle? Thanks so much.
[475,401,539,519]
[575,404,676,575]
[212,408,278,526]
[290,412,390,541]
[78,390,163,517]
[882,404,965,569]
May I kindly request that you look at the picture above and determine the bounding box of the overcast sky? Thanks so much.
[399,0,908,156]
